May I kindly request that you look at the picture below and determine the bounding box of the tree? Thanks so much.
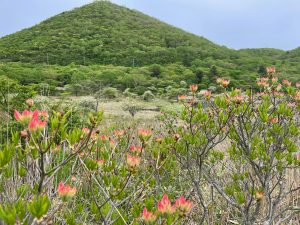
[149,64,162,77]
[195,68,204,82]
[257,64,267,76]
[0,76,36,114]
[209,65,218,81]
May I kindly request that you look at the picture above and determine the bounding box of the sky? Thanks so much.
[0,0,300,50]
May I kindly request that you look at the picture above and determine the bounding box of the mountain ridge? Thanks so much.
[0,1,235,66]
[0,0,299,84]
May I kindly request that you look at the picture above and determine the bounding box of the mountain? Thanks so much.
[0,0,299,88]
[0,1,235,66]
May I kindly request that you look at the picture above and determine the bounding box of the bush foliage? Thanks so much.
[0,70,299,224]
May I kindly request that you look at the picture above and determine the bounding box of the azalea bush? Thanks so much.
[163,68,300,224]
[0,67,299,225]
[0,100,192,224]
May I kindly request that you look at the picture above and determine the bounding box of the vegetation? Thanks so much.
[0,1,299,97]
[0,1,299,224]
[0,74,299,224]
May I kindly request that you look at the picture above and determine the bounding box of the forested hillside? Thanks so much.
[0,1,232,66]
[0,0,299,95]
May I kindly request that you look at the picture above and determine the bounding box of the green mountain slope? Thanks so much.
[0,0,299,92]
[0,1,235,66]
[238,48,285,58]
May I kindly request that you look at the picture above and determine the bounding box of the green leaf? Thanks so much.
[27,195,50,219]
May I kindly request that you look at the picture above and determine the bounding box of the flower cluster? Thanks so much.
[174,196,193,216]
[199,90,212,99]
[14,108,48,133]
[130,145,142,153]
[282,79,292,86]
[157,194,174,214]
[138,128,152,142]
[266,66,276,75]
[216,78,230,88]
[232,95,244,104]
[189,84,198,92]
[127,154,141,171]
[141,194,193,224]
[142,208,157,224]
[57,182,77,201]
[257,77,269,87]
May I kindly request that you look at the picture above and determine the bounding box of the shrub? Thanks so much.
[101,87,118,99]
[142,90,155,101]
[0,69,299,225]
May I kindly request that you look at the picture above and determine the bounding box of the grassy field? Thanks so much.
[37,95,182,120]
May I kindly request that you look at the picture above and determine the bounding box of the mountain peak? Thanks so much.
[0,1,228,66]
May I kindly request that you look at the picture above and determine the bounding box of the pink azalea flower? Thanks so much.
[200,90,212,99]
[276,84,282,91]
[233,95,244,104]
[266,66,276,74]
[272,77,278,83]
[127,154,141,171]
[82,128,90,134]
[189,84,198,92]
[138,128,152,141]
[57,182,77,200]
[174,196,193,216]
[217,78,230,88]
[295,152,300,161]
[100,135,108,141]
[20,129,28,138]
[142,208,156,224]
[157,194,174,214]
[97,159,105,166]
[282,79,291,86]
[28,116,46,132]
[269,117,278,123]
[130,145,142,153]
[26,98,34,107]
[14,110,32,123]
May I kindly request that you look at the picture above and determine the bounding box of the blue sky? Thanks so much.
[1,0,299,50]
